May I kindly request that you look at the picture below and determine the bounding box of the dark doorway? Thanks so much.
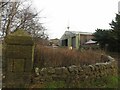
[72,36,76,48]
[62,39,68,46]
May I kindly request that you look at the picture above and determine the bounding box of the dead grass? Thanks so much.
[34,45,105,68]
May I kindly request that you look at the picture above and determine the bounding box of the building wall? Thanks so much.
[68,38,72,47]
[49,39,59,46]
[61,33,94,49]
[75,34,80,49]
[80,34,94,45]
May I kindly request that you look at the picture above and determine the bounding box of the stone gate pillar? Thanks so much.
[2,29,34,88]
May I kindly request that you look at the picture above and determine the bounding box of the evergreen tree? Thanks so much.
[109,14,120,52]
[93,29,111,50]
[94,14,120,52]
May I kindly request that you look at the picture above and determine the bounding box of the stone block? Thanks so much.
[89,65,95,71]
[52,75,65,81]
[44,76,53,82]
[35,67,40,76]
[40,68,47,75]
[62,67,69,75]
[55,67,62,75]
[82,66,91,75]
[78,66,83,71]
[68,65,77,73]
[47,67,55,74]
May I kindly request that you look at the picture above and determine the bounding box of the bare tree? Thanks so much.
[0,0,10,8]
[0,0,48,39]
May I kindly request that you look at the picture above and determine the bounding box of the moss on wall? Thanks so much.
[3,29,34,88]
[4,29,33,45]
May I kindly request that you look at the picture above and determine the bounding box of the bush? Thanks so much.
[34,45,105,68]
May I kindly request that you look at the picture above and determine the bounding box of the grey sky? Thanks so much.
[32,0,119,39]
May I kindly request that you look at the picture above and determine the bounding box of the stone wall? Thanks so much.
[2,29,34,88]
[33,55,118,85]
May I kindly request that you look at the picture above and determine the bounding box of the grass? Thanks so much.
[86,76,118,88]
[34,45,105,68]
[30,76,119,88]
[45,81,66,88]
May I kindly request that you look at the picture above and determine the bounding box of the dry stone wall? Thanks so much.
[33,55,118,84]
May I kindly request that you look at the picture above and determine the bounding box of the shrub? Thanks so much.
[34,45,105,68]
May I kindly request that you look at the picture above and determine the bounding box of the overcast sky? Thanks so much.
[32,0,120,39]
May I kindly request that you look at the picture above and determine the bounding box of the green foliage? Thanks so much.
[110,14,120,30]
[105,76,118,88]
[71,76,118,88]
[90,76,118,88]
[31,76,118,88]
[45,81,66,88]
[109,14,120,52]
[94,14,120,52]
[93,29,112,49]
